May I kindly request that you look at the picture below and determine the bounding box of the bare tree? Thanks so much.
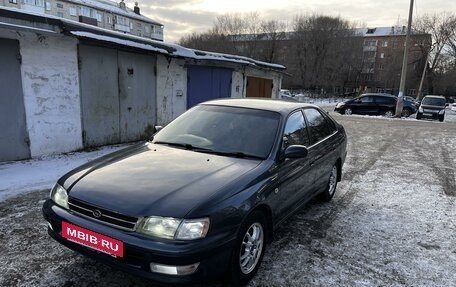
[290,15,361,93]
[414,12,456,97]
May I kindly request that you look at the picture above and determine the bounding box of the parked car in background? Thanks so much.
[334,93,416,117]
[280,89,295,101]
[416,95,446,122]
[43,98,347,285]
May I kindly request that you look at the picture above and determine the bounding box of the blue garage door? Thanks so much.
[187,66,232,108]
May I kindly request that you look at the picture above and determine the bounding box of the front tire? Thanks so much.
[416,113,422,120]
[319,164,338,202]
[439,115,444,122]
[230,211,267,286]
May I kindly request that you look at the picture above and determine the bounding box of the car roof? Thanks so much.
[423,95,445,99]
[360,93,395,97]
[200,98,317,115]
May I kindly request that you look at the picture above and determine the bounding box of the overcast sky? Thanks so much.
[125,0,456,43]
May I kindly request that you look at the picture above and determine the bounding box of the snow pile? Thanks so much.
[0,144,129,201]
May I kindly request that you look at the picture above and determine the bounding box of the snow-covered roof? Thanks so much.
[61,0,162,26]
[354,26,424,37]
[0,7,285,71]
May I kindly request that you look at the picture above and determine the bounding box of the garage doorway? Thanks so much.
[78,44,156,147]
[246,76,273,98]
[0,38,30,162]
[187,66,232,108]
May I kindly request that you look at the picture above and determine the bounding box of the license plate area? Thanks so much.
[62,222,124,258]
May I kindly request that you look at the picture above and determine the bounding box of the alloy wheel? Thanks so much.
[239,222,264,275]
[328,165,338,196]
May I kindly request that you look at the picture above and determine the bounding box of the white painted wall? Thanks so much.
[231,70,245,98]
[0,30,83,157]
[156,55,187,125]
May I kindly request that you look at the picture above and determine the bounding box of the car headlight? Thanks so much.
[336,102,345,108]
[176,218,210,240]
[50,183,69,209]
[439,109,445,115]
[137,216,210,240]
[418,107,423,113]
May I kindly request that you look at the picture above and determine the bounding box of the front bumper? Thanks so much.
[42,199,235,284]
[417,111,443,120]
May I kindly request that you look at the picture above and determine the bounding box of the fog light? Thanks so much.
[150,262,200,275]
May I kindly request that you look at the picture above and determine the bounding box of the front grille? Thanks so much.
[68,197,139,230]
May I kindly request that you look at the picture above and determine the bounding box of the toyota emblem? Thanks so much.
[93,209,102,218]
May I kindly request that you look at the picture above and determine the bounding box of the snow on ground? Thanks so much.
[0,144,131,201]
[0,103,456,287]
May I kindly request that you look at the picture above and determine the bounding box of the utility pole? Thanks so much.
[416,51,429,102]
[395,0,414,117]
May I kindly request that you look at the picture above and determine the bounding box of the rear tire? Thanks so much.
[230,211,267,286]
[384,110,394,117]
[319,164,338,202]
[402,108,412,117]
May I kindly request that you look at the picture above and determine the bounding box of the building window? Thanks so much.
[377,64,384,70]
[45,1,51,10]
[24,0,44,7]
[56,2,63,8]
[96,12,102,22]
[57,11,64,17]
[393,42,398,48]
[69,7,77,16]
[9,0,18,4]
[145,25,150,33]
[115,15,128,26]
[380,53,385,58]
[107,16,112,24]
[364,39,377,47]
[382,41,388,47]
[130,22,133,29]
[407,89,416,96]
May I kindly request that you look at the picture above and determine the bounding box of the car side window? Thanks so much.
[283,111,309,148]
[376,96,395,104]
[360,96,374,103]
[303,108,332,145]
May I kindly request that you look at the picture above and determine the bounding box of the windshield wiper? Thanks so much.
[202,150,264,160]
[154,141,213,152]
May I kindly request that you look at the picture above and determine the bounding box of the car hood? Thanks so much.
[61,143,261,218]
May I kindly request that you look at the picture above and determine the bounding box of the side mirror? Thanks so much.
[284,145,308,159]
[154,125,163,133]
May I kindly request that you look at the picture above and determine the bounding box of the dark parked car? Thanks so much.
[416,95,446,122]
[43,99,347,285]
[334,93,417,117]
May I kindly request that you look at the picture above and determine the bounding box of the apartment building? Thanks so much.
[357,26,431,96]
[1,0,164,41]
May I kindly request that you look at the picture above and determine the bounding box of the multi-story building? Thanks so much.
[357,26,431,96]
[205,26,431,96]
[1,0,164,41]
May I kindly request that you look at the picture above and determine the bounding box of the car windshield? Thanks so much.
[153,105,281,159]
[422,97,446,106]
